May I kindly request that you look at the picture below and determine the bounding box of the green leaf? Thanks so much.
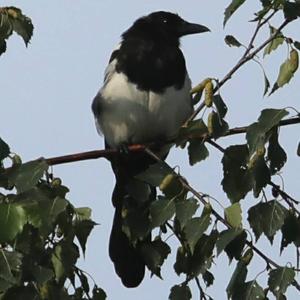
[216,228,243,256]
[248,200,288,242]
[233,280,265,300]
[225,203,242,228]
[158,174,183,198]
[0,203,26,242]
[75,207,92,220]
[0,7,33,56]
[92,286,107,300]
[9,159,48,193]
[202,270,214,287]
[51,242,79,283]
[149,196,175,228]
[135,162,171,187]
[263,26,284,57]
[207,111,229,139]
[268,267,295,298]
[183,204,211,253]
[174,246,189,276]
[246,109,288,155]
[267,129,287,174]
[140,239,170,278]
[226,261,248,299]
[122,206,151,242]
[224,0,246,27]
[31,266,54,284]
[75,219,96,256]
[20,188,68,236]
[294,41,300,51]
[169,284,192,300]
[213,94,228,118]
[250,154,270,198]
[281,212,300,252]
[263,69,271,96]
[225,35,242,47]
[190,231,218,276]
[221,144,252,202]
[175,197,199,229]
[224,230,247,262]
[0,138,10,161]
[7,7,34,46]
[176,119,208,146]
[270,49,299,94]
[283,1,300,20]
[187,139,209,166]
[0,249,22,285]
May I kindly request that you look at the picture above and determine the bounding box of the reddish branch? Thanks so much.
[45,117,300,166]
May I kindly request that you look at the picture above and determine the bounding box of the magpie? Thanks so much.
[92,11,209,288]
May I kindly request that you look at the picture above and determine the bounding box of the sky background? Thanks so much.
[1,1,300,299]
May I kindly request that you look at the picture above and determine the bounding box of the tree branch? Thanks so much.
[145,146,300,292]
[188,17,291,123]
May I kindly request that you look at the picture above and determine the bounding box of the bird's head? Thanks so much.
[122,11,210,45]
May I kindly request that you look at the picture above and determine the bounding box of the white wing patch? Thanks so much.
[92,57,193,148]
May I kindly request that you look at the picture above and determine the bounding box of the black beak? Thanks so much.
[179,21,210,37]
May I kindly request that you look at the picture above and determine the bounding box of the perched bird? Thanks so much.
[92,11,209,288]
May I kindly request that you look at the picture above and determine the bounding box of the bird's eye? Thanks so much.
[163,19,168,24]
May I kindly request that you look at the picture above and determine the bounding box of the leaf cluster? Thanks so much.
[0,139,104,300]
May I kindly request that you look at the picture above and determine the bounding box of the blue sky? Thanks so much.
[1,1,299,299]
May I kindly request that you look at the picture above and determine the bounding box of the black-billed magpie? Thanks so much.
[92,11,209,288]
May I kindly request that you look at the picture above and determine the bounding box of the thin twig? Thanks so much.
[188,17,290,123]
[145,147,300,292]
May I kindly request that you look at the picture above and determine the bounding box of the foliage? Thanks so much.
[1,1,300,299]
[0,148,103,297]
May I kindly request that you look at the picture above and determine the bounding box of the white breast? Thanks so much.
[92,59,193,148]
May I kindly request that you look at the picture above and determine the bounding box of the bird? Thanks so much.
[92,11,209,288]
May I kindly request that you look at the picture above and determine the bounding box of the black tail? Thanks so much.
[109,201,146,287]
[108,149,157,287]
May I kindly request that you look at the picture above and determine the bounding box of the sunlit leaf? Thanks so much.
[270,49,299,94]
[0,204,26,242]
[264,26,284,57]
[225,203,242,228]
[207,111,229,139]
[176,119,208,146]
